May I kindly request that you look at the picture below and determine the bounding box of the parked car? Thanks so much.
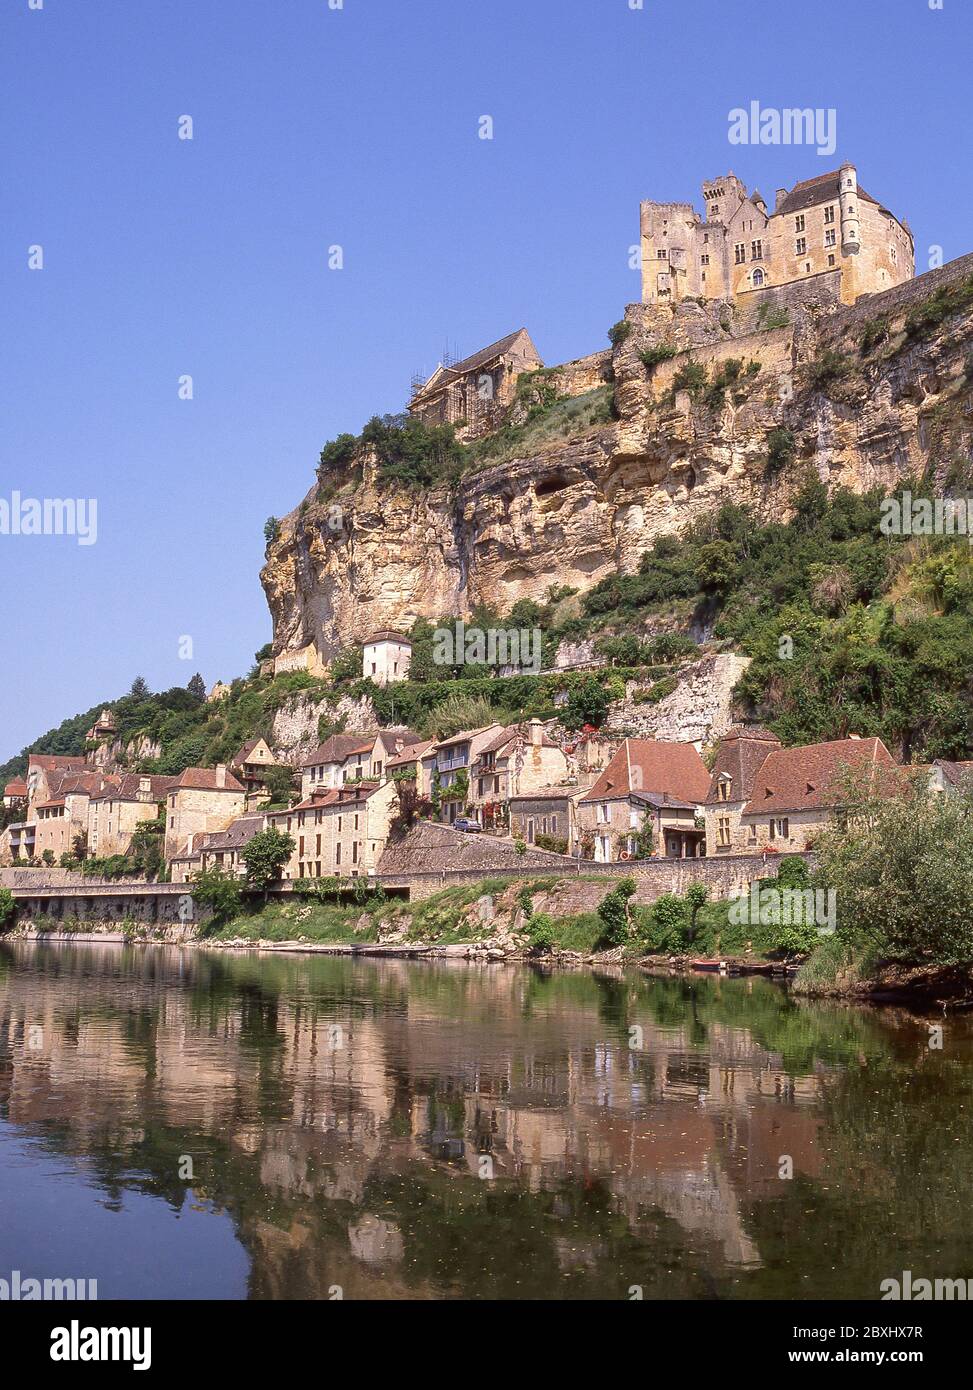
[452,817,481,834]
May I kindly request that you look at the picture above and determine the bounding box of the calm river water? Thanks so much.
[0,940,970,1300]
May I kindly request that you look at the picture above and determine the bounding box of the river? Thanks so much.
[0,940,969,1300]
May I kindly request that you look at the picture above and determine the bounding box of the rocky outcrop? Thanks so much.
[262,258,973,663]
[605,651,750,745]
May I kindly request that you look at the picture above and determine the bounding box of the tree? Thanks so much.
[561,676,613,731]
[684,883,709,942]
[72,831,89,862]
[0,887,15,929]
[129,676,150,700]
[241,827,296,894]
[596,877,637,947]
[189,865,243,932]
[264,516,280,545]
[260,764,297,807]
[41,850,55,867]
[187,673,206,702]
[813,769,973,966]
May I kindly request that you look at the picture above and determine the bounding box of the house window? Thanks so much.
[828,254,836,266]
[596,803,609,823]
[717,816,731,847]
[824,205,835,224]
[717,779,731,802]
[795,215,806,232]
[751,240,762,260]
[796,237,807,255]
[734,243,746,264]
[747,822,758,843]
[825,228,836,247]
[336,843,341,865]
[768,817,789,840]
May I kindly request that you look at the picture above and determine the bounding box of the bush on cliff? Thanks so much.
[0,888,15,930]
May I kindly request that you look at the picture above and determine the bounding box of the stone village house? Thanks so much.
[577,739,712,862]
[705,733,896,855]
[268,780,399,881]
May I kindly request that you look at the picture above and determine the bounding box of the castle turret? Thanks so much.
[839,162,861,255]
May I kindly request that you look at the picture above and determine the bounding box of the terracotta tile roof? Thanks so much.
[272,782,385,814]
[434,723,503,750]
[27,754,86,772]
[230,738,265,768]
[477,722,559,757]
[302,733,377,768]
[168,767,245,793]
[363,630,412,645]
[386,739,436,769]
[197,815,267,851]
[90,774,173,803]
[4,780,28,796]
[775,170,879,219]
[742,737,895,816]
[581,740,711,805]
[705,725,782,805]
[35,799,65,810]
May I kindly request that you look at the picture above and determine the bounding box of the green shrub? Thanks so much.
[596,877,637,947]
[608,320,633,348]
[639,344,678,369]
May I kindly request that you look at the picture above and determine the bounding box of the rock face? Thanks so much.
[606,652,751,746]
[262,256,973,662]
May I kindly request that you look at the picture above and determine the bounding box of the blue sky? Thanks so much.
[1,0,970,762]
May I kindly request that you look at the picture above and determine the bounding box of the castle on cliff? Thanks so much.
[640,164,914,308]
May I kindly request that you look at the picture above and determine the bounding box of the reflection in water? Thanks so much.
[0,941,970,1300]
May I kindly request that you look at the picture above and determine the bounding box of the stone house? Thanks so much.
[577,739,711,862]
[362,631,412,685]
[641,165,913,308]
[229,738,286,795]
[164,766,247,862]
[385,739,436,795]
[268,780,399,880]
[300,728,422,799]
[704,725,783,856]
[421,724,505,825]
[508,786,588,854]
[735,735,896,854]
[87,775,172,858]
[408,329,543,442]
[192,813,268,878]
[468,720,570,829]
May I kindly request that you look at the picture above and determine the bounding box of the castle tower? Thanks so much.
[839,162,861,256]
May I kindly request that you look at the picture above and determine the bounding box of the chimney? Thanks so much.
[216,763,227,787]
[529,718,543,747]
[775,187,788,210]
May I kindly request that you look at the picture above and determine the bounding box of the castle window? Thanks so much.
[828,254,836,267]
[890,246,897,264]
[805,263,811,273]
[700,254,709,266]
[734,243,746,264]
[657,248,667,259]
[795,215,805,232]
[711,206,719,218]
[752,268,765,287]
[825,228,836,247]
[751,240,762,260]
[824,205,835,224]
[796,237,807,255]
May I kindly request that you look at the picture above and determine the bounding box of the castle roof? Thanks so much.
[775,170,879,219]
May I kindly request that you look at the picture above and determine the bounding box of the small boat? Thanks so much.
[691,958,728,973]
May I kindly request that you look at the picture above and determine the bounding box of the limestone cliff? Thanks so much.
[262,255,973,663]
